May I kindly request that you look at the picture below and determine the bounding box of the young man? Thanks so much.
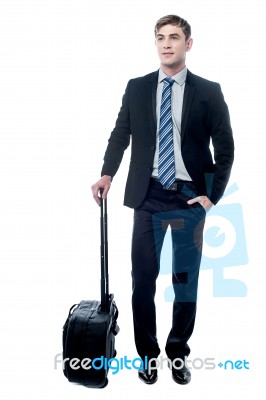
[91,15,234,385]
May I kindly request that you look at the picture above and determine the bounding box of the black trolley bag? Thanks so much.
[62,192,119,388]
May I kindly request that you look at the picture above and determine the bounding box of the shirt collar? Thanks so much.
[158,66,187,86]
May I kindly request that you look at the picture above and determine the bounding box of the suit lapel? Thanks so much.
[181,70,195,142]
[148,71,159,135]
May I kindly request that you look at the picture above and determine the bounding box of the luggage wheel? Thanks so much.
[100,378,108,388]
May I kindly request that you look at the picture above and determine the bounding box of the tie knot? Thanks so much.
[164,77,175,87]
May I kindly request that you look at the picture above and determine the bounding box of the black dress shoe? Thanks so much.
[170,360,191,385]
[138,368,158,384]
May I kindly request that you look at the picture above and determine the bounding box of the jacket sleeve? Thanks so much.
[101,80,131,178]
[209,84,234,204]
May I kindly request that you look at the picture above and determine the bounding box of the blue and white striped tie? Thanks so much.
[158,77,175,188]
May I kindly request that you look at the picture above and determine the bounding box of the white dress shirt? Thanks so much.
[152,67,192,181]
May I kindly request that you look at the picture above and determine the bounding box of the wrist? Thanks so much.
[102,175,112,183]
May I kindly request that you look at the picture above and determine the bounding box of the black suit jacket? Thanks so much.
[101,69,234,208]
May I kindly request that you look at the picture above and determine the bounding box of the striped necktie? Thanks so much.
[158,77,175,188]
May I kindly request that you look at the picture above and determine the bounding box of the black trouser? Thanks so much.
[131,178,206,361]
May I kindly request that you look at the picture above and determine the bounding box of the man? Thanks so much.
[91,14,234,385]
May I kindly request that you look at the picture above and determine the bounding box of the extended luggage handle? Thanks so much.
[100,189,109,312]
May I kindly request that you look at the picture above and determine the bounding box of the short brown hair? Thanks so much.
[154,15,191,40]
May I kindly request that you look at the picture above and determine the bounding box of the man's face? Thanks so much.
[155,24,192,72]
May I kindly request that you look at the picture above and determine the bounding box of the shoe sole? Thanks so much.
[138,375,158,385]
[172,374,191,385]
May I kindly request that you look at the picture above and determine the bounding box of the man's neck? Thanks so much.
[160,63,186,77]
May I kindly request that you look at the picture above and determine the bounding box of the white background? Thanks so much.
[0,0,265,399]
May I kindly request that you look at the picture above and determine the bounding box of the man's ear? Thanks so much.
[186,38,193,52]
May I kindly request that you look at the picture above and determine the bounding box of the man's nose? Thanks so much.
[163,40,171,48]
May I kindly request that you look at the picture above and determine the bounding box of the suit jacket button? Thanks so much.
[150,146,155,150]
